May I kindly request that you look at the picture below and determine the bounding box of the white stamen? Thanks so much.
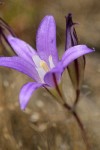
[35,67,46,83]
[49,55,55,69]
[32,55,42,67]
[32,55,49,83]
[32,55,55,83]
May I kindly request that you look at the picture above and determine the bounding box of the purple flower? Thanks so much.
[0,15,94,110]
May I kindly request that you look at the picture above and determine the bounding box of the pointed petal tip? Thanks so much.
[65,13,77,27]
[19,82,43,110]
[41,15,55,24]
[84,46,95,53]
[62,45,95,68]
[19,91,29,111]
[44,15,54,20]
[20,104,26,111]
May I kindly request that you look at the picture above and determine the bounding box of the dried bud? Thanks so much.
[0,18,16,54]
[65,14,86,104]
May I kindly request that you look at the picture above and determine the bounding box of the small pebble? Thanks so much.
[3,80,9,87]
[30,112,40,122]
[36,100,44,108]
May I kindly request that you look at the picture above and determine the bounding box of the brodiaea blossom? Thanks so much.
[0,15,94,110]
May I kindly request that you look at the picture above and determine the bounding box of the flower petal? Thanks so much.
[19,82,43,110]
[44,62,63,87]
[7,36,36,64]
[62,45,94,68]
[0,18,36,64]
[44,45,94,87]
[0,21,38,78]
[36,15,58,65]
[0,56,39,81]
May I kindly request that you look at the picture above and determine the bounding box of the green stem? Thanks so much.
[73,89,80,108]
[64,103,90,150]
[45,84,90,149]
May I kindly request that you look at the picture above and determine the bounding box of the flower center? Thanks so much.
[32,54,55,83]
[40,60,49,72]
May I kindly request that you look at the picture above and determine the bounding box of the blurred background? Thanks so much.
[0,0,100,150]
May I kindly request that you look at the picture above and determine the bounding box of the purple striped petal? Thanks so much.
[7,36,36,64]
[19,82,43,110]
[44,45,94,87]
[36,16,58,65]
[0,18,36,64]
[0,56,39,81]
[62,45,94,68]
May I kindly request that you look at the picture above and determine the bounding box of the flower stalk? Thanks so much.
[46,86,90,150]
[63,102,90,150]
[64,13,91,149]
